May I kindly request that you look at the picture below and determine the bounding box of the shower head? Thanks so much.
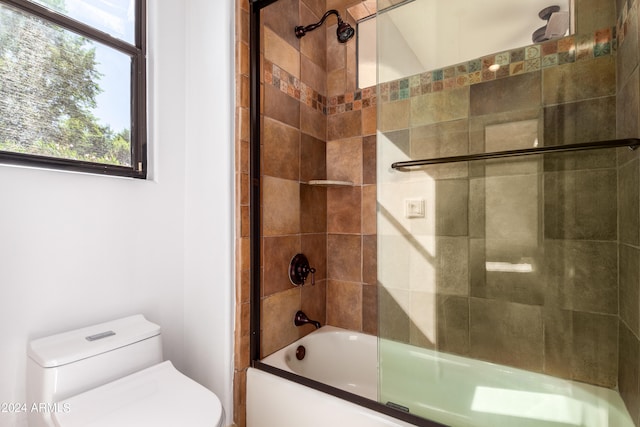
[336,20,356,43]
[295,9,355,43]
[532,5,569,43]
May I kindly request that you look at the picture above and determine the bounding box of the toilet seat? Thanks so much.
[52,361,223,427]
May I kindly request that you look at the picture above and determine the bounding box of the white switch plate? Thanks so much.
[405,199,425,218]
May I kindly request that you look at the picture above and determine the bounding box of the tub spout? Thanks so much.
[294,310,321,329]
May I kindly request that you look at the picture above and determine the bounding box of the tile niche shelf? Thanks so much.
[307,180,354,187]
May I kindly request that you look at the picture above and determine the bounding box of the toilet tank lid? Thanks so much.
[28,315,161,368]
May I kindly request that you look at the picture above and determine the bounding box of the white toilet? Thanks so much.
[26,315,224,427]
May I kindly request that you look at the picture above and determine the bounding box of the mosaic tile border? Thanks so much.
[327,87,377,115]
[378,26,616,104]
[263,59,377,116]
[263,59,327,115]
[264,27,616,115]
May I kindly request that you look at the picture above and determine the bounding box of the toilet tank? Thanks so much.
[26,315,163,427]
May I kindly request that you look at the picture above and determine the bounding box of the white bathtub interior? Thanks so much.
[254,326,634,427]
[262,326,377,400]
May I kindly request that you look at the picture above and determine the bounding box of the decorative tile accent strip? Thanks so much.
[327,86,377,115]
[263,59,327,114]
[264,57,377,116]
[264,27,616,115]
[378,27,615,104]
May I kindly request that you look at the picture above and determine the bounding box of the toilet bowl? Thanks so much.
[52,361,223,427]
[27,315,224,427]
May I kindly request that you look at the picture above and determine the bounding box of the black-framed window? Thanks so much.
[0,0,146,178]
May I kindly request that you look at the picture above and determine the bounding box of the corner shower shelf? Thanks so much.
[390,138,640,170]
[307,180,354,187]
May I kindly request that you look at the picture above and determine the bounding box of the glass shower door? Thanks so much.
[376,0,635,425]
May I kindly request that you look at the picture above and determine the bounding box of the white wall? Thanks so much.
[0,0,234,425]
[183,0,235,423]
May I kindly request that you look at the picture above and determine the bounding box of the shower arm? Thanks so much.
[295,9,341,38]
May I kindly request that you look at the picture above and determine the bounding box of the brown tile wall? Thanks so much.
[259,0,329,360]
[378,2,622,391]
[234,0,250,425]
[234,0,332,424]
[324,0,378,335]
[617,0,640,425]
[234,2,373,423]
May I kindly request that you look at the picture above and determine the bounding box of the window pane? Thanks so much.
[29,0,135,44]
[0,3,132,166]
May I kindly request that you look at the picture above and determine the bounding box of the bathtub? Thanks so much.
[247,326,634,427]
